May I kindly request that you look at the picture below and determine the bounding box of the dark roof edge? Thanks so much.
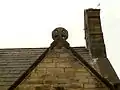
[70,47,115,90]
[8,47,50,90]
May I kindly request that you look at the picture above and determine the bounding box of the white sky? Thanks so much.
[0,0,120,78]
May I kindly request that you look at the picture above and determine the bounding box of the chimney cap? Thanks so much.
[85,8,100,12]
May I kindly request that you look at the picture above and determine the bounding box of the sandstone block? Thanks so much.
[75,72,90,77]
[53,58,68,63]
[46,68,64,74]
[67,83,83,88]
[83,88,108,90]
[47,52,59,58]
[25,79,44,84]
[65,68,75,72]
[60,53,69,57]
[76,68,88,72]
[42,59,53,63]
[84,83,96,88]
[56,63,71,68]
[57,79,70,84]
[39,63,56,68]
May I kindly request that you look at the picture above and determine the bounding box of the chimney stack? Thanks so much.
[84,9,106,58]
[84,8,120,83]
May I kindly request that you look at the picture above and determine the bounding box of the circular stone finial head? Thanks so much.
[52,27,68,40]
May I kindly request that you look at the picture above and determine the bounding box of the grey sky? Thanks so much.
[0,0,120,78]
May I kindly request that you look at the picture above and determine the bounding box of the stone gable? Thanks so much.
[15,47,108,90]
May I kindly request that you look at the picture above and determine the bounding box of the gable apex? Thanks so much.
[13,41,112,90]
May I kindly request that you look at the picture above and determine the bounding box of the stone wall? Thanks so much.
[15,47,108,90]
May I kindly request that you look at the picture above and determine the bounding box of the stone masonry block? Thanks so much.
[68,88,83,90]
[47,52,59,58]
[84,83,97,88]
[52,58,68,63]
[29,70,47,79]
[25,79,44,84]
[43,79,57,84]
[55,73,67,78]
[29,73,38,78]
[66,83,83,88]
[83,88,108,90]
[56,72,75,79]
[36,68,46,71]
[56,63,72,68]
[56,79,70,84]
[60,53,70,57]
[36,70,46,76]
[79,78,89,83]
[38,63,56,68]
[75,72,91,77]
[46,68,64,74]
[34,68,46,74]
[88,78,98,84]
[54,48,64,53]
[64,68,75,72]
[42,59,53,63]
[76,68,88,72]
[64,72,75,78]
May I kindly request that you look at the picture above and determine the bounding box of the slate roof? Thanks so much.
[0,47,117,90]
[0,48,47,89]
[73,47,92,63]
[0,47,92,89]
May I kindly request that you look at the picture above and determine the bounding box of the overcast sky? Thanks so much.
[0,0,120,78]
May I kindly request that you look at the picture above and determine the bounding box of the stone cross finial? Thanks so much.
[52,27,68,41]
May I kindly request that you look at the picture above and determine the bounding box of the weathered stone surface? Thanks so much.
[84,83,97,88]
[56,63,72,68]
[47,68,64,74]
[84,9,120,83]
[60,53,70,57]
[52,27,68,41]
[15,47,108,90]
[0,46,110,90]
[38,63,56,68]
